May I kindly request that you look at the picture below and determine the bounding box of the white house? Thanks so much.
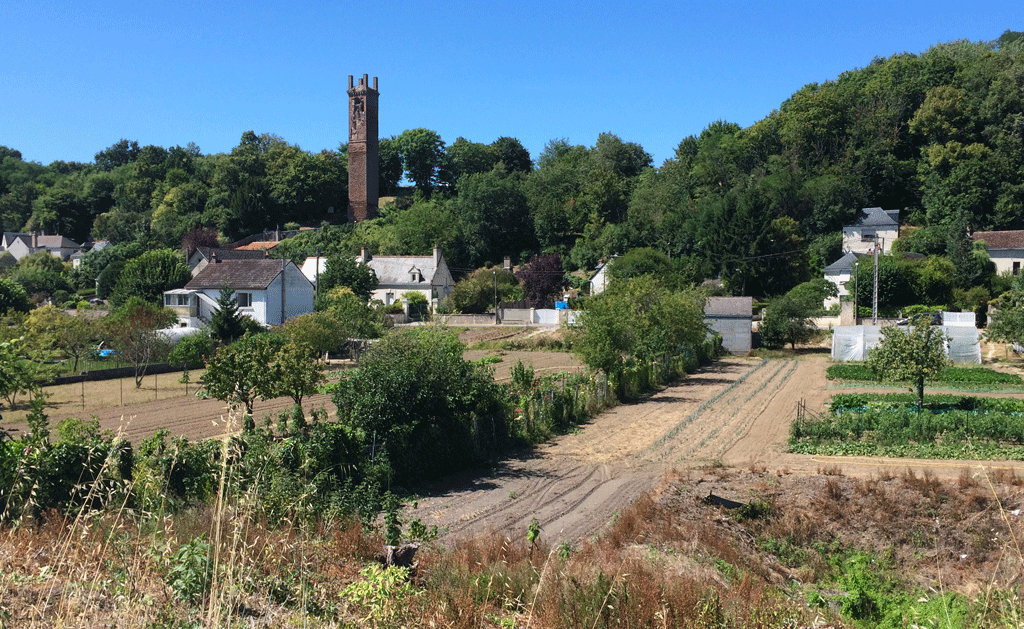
[301,246,455,309]
[842,207,899,254]
[970,230,1024,276]
[822,251,863,309]
[2,232,82,262]
[589,257,616,295]
[163,258,314,329]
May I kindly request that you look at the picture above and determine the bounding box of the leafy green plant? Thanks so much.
[166,537,212,605]
[341,564,416,628]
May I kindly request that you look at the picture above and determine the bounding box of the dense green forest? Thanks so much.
[2,32,1023,301]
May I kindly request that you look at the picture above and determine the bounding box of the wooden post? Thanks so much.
[81,374,85,410]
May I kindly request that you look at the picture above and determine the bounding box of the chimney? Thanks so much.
[434,245,442,267]
[503,256,511,272]
[211,250,220,263]
[360,246,370,262]
[31,231,38,248]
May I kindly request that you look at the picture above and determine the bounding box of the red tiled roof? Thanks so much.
[970,230,1024,250]
[232,241,280,251]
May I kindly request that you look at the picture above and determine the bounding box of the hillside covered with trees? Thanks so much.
[1,31,1023,304]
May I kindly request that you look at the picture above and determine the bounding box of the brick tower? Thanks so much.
[347,74,379,222]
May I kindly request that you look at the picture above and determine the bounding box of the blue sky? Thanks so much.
[3,1,1020,168]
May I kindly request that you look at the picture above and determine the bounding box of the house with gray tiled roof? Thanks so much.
[2,232,82,262]
[163,258,314,329]
[300,245,454,310]
[823,251,864,309]
[970,230,1024,276]
[842,207,899,254]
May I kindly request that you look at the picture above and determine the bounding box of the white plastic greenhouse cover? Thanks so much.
[944,326,982,363]
[831,326,884,361]
[831,324,981,363]
[942,311,976,327]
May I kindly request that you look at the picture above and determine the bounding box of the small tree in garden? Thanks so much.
[868,317,950,411]
[760,279,837,350]
[104,297,176,388]
[267,342,325,407]
[200,334,283,419]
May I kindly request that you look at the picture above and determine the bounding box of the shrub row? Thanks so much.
[826,363,1023,385]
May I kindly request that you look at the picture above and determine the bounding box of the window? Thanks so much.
[236,292,252,308]
[861,233,875,242]
[1014,262,1021,276]
[165,293,189,307]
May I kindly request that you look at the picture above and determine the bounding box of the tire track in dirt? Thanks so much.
[407,357,764,543]
[408,353,1024,543]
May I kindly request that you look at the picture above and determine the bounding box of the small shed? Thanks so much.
[705,297,753,355]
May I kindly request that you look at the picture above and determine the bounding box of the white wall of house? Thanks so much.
[824,269,853,309]
[842,225,898,254]
[987,250,1024,276]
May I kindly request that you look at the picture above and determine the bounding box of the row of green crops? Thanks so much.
[790,393,1024,459]
[826,363,1023,386]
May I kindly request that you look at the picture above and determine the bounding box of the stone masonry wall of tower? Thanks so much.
[347,74,379,223]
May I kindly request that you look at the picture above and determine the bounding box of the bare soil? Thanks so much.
[406,352,1024,547]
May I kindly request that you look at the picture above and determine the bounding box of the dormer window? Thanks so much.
[409,267,422,282]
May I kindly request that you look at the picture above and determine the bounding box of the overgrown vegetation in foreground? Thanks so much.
[1,464,1021,628]
[826,363,1024,387]
[790,392,1024,458]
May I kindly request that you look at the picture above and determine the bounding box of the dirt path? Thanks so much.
[407,354,1024,543]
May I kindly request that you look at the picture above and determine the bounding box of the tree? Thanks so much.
[208,288,246,344]
[318,253,378,303]
[331,327,505,484]
[759,279,837,349]
[24,305,97,372]
[168,331,214,370]
[109,248,191,307]
[868,317,950,411]
[103,297,176,388]
[570,276,707,375]
[516,253,565,308]
[200,333,282,418]
[455,166,535,267]
[491,136,532,173]
[445,266,519,314]
[9,251,73,302]
[0,277,29,315]
[94,139,140,171]
[986,272,1024,347]
[283,288,384,355]
[267,341,325,407]
[0,338,41,410]
[377,137,404,196]
[396,129,447,196]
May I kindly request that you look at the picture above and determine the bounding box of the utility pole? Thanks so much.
[872,236,882,325]
[853,260,858,325]
[493,270,498,324]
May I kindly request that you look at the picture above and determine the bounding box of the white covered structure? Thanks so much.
[831,312,981,364]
